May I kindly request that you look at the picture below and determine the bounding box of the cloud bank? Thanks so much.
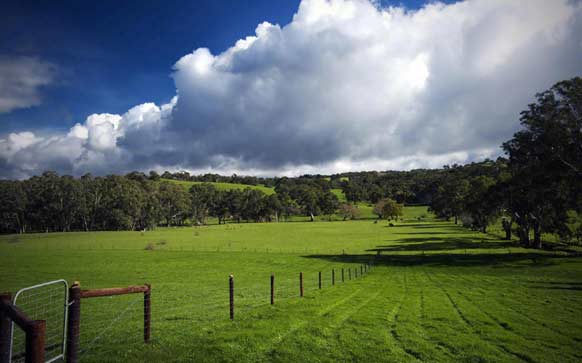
[1,0,581,178]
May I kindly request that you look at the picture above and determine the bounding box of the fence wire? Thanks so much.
[69,263,372,362]
[10,281,67,363]
[76,293,145,363]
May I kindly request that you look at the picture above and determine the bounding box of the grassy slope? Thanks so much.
[1,207,581,362]
[163,178,275,195]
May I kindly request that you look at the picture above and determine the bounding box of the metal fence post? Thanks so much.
[229,275,234,320]
[299,272,304,297]
[318,272,322,289]
[0,293,11,363]
[25,320,45,363]
[270,275,275,305]
[144,284,151,343]
[66,282,81,363]
[332,269,335,286]
[341,268,344,283]
[360,265,363,276]
[349,268,351,280]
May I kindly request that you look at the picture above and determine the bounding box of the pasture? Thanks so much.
[1,207,581,362]
[163,178,276,195]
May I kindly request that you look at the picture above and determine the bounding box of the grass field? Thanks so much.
[1,207,581,362]
[163,178,276,195]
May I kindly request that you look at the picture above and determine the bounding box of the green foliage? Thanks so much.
[373,198,403,221]
[564,210,582,245]
[502,77,582,248]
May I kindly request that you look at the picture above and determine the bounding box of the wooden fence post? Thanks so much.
[332,269,335,286]
[25,320,45,363]
[0,293,11,363]
[66,282,81,363]
[144,284,151,343]
[299,272,304,297]
[229,275,234,320]
[318,272,322,289]
[361,265,363,275]
[270,275,275,305]
[341,268,344,283]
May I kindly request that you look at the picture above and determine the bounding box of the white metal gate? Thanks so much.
[9,280,68,363]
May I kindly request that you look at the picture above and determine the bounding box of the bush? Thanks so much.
[563,210,582,245]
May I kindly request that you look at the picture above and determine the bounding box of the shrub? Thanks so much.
[563,210,582,245]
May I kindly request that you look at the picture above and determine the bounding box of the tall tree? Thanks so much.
[503,77,582,248]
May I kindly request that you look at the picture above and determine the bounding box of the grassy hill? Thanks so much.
[165,178,351,205]
[163,178,276,195]
[1,206,580,362]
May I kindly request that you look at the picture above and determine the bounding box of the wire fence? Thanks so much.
[75,294,145,362]
[0,263,372,362]
[68,263,373,362]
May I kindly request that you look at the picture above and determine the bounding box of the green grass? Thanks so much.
[330,188,346,202]
[1,207,581,362]
[163,179,275,195]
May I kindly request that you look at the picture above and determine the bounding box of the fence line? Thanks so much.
[2,261,374,362]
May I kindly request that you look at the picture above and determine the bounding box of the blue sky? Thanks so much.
[0,0,580,178]
[0,0,301,133]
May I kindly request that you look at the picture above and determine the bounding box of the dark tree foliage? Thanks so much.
[274,178,338,221]
[340,169,441,204]
[428,77,581,247]
[502,77,582,247]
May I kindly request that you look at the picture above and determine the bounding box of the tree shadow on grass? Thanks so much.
[301,252,574,268]
[530,286,582,291]
[387,223,446,228]
[371,237,515,252]
[391,231,468,236]
[302,232,578,267]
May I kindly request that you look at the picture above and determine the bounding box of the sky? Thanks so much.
[0,0,580,178]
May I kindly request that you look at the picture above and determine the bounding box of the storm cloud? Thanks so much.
[1,0,581,178]
[0,56,56,114]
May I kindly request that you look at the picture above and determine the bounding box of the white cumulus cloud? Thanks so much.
[1,0,581,178]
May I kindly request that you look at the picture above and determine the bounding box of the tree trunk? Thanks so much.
[519,226,530,247]
[533,223,542,249]
[502,220,512,240]
[454,215,458,224]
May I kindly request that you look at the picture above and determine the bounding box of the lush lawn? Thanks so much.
[1,207,581,362]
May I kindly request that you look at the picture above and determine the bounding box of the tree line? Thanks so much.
[428,77,582,248]
[0,172,342,233]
